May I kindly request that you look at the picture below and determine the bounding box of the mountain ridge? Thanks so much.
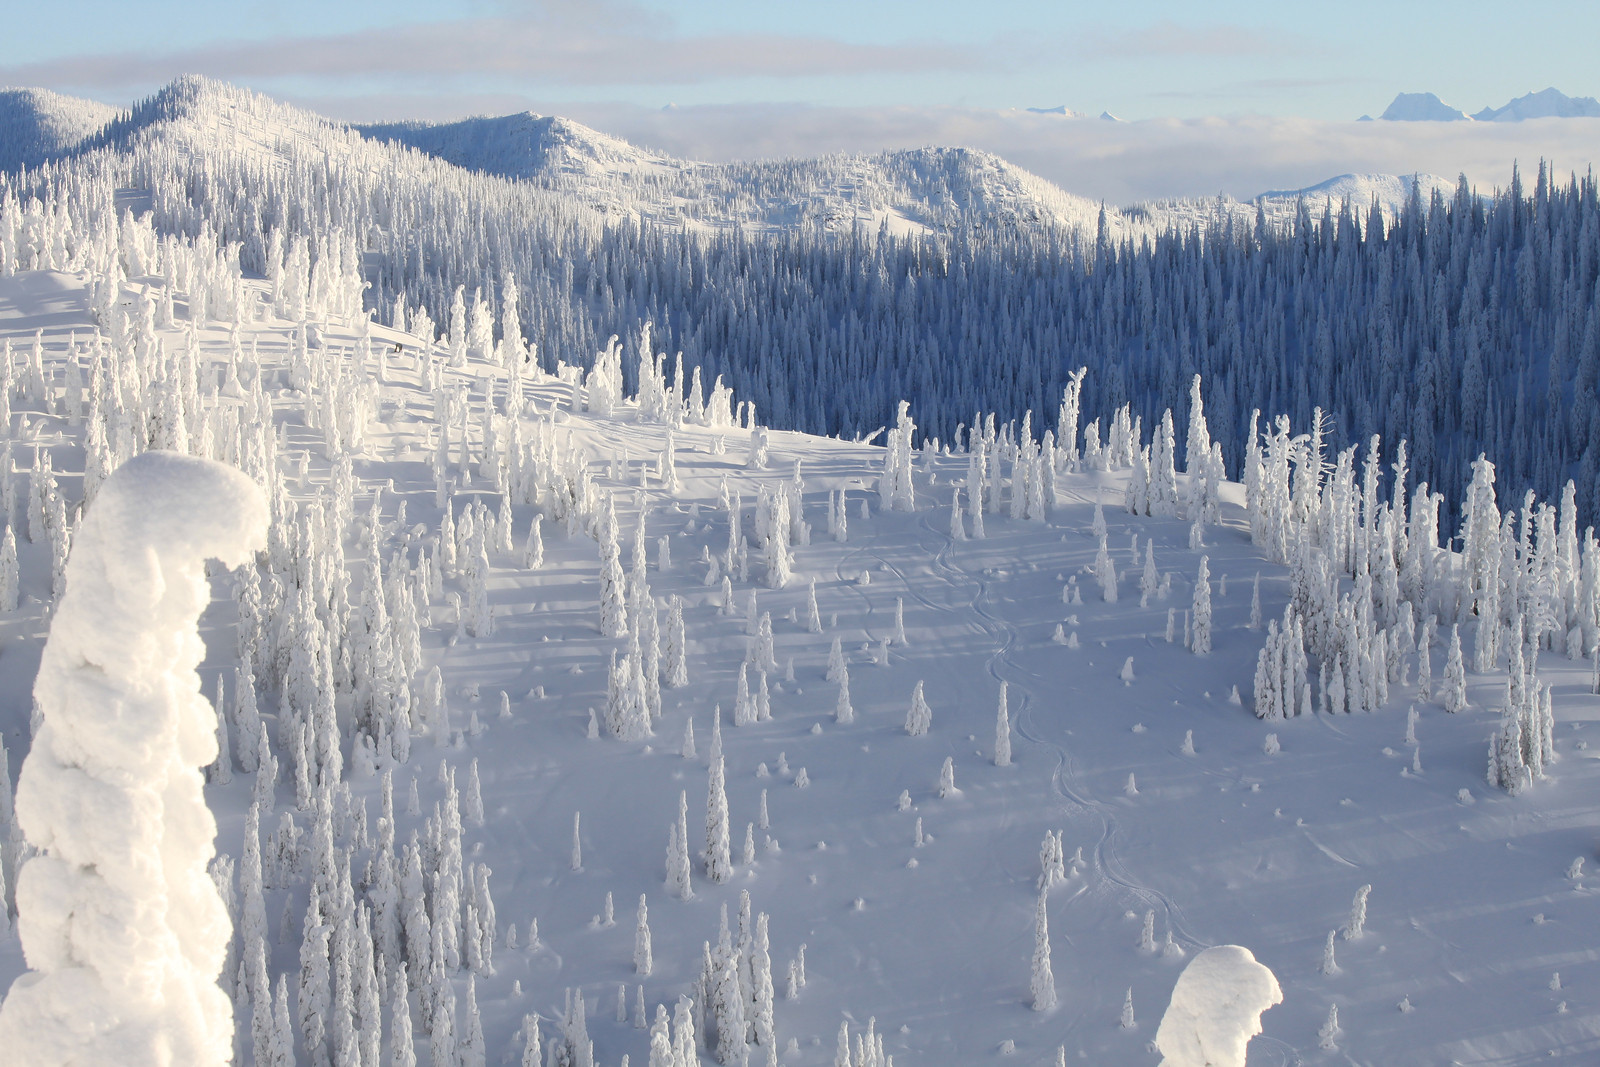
[1374,86,1600,122]
[0,76,1483,243]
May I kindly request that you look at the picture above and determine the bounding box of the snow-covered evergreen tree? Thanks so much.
[0,454,266,1066]
[634,894,653,976]
[1030,889,1056,1011]
[1192,556,1213,656]
[705,750,733,884]
[1443,624,1468,712]
[835,662,854,725]
[994,682,1012,766]
[905,680,932,736]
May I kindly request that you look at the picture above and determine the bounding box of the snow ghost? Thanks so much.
[0,452,269,1067]
[1155,945,1282,1067]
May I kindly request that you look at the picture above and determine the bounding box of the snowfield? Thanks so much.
[0,250,1597,1067]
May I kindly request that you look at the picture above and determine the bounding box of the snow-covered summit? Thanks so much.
[1253,172,1458,213]
[358,107,1120,238]
[359,112,672,185]
[1473,87,1600,121]
[0,76,1496,254]
[1378,92,1470,122]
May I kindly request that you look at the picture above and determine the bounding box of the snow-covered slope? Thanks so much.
[358,110,1114,238]
[3,77,1126,246]
[359,112,671,185]
[5,76,1479,254]
[1474,88,1600,122]
[2,196,1600,1065]
[1122,172,1459,237]
[1255,172,1459,214]
[1379,93,1470,122]
[0,87,119,172]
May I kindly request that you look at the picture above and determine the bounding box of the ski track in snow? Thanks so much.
[6,265,1600,1064]
[896,509,1210,957]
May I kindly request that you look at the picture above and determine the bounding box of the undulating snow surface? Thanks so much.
[0,226,1597,1066]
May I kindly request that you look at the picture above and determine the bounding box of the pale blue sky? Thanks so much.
[6,1,1597,122]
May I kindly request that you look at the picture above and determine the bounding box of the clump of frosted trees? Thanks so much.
[1239,402,1596,793]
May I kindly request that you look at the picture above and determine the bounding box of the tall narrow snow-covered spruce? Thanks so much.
[1030,889,1056,1011]
[994,682,1012,767]
[1191,556,1212,656]
[705,744,733,883]
[0,453,268,1067]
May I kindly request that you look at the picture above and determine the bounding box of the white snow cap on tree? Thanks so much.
[0,452,268,1067]
[1154,945,1283,1067]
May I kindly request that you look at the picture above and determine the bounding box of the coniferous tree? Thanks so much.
[705,750,732,884]
[0,525,18,612]
[1443,624,1468,712]
[667,790,694,900]
[634,894,653,976]
[521,1014,542,1067]
[905,680,932,736]
[1030,889,1055,1011]
[1095,531,1118,602]
[1192,556,1213,656]
[994,682,1012,767]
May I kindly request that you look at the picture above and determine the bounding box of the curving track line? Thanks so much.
[892,506,1215,955]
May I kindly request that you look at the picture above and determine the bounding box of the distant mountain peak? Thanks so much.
[1099,111,1123,123]
[1025,106,1083,117]
[1473,87,1600,121]
[1379,92,1469,122]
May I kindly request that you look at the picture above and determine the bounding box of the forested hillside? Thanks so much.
[4,77,1596,532]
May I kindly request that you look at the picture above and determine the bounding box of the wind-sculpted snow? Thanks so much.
[1155,946,1282,1067]
[0,452,267,1066]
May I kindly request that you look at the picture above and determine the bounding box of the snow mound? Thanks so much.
[1378,92,1470,121]
[0,452,267,1067]
[1155,945,1283,1067]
